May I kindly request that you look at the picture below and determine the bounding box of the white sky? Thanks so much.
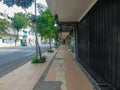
[0,0,47,17]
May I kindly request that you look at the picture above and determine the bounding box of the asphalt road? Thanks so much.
[0,45,50,77]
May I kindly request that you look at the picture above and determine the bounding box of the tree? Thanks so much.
[28,13,43,58]
[37,3,46,15]
[1,0,48,59]
[28,3,46,59]
[1,0,34,8]
[0,18,10,33]
[12,12,29,46]
[36,8,58,50]
[0,0,34,12]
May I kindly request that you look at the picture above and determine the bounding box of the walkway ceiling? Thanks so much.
[46,0,97,22]
[58,32,70,41]
[46,0,97,40]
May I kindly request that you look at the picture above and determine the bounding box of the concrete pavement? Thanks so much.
[0,46,96,90]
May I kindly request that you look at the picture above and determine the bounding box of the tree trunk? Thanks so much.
[15,32,19,46]
[35,32,42,58]
[37,40,42,58]
[49,37,52,50]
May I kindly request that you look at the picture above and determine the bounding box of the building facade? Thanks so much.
[76,1,120,89]
[0,12,35,47]
[47,0,120,89]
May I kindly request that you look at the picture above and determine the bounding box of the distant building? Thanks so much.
[0,12,35,47]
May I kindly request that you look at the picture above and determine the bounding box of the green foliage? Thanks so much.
[12,12,30,46]
[40,55,47,62]
[0,18,10,33]
[29,14,37,23]
[37,3,46,14]
[36,8,59,51]
[32,55,47,63]
[47,49,54,53]
[32,56,40,63]
[12,12,29,31]
[1,0,34,9]
[36,8,57,39]
[37,3,46,9]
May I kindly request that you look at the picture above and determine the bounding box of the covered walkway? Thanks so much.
[0,46,96,90]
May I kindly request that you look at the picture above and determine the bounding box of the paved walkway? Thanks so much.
[0,46,95,90]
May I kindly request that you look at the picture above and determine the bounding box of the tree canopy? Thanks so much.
[36,8,59,50]
[1,0,34,8]
[37,3,46,14]
[0,18,10,33]
[12,12,29,46]
[12,12,29,31]
[36,8,57,39]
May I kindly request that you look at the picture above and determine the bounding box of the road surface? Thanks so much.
[0,45,50,77]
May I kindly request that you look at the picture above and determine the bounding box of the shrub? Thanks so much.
[32,56,40,63]
[39,55,47,63]
[47,49,54,53]
[32,55,47,63]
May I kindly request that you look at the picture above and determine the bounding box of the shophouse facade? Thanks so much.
[47,0,120,89]
[0,12,35,47]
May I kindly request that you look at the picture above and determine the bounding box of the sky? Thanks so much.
[0,0,47,17]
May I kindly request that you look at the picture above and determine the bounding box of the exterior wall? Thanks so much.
[70,31,75,54]
[28,31,35,45]
[0,13,18,47]
[77,20,89,67]
[0,28,35,47]
[0,13,36,47]
[22,28,36,46]
[0,31,36,47]
[77,0,120,89]
[65,35,71,49]
[0,33,16,47]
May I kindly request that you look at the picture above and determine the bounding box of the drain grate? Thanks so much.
[33,81,62,90]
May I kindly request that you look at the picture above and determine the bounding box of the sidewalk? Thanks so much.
[0,46,95,90]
